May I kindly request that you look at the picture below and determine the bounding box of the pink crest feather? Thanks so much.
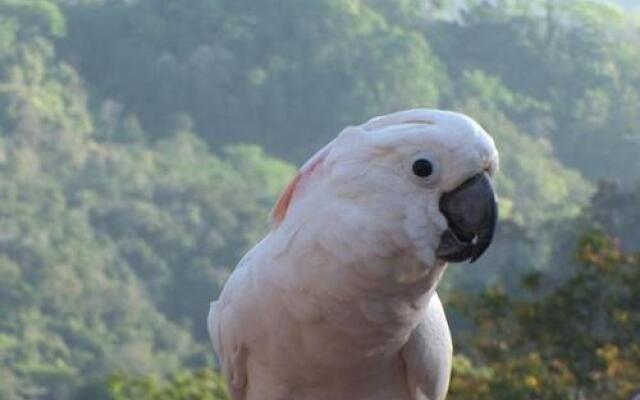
[269,145,332,228]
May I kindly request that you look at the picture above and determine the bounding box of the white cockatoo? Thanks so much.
[208,109,499,400]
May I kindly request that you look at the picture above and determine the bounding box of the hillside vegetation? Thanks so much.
[0,1,638,399]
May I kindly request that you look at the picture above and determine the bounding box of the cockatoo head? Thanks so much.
[270,109,498,269]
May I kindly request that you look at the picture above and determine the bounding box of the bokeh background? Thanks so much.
[0,0,639,399]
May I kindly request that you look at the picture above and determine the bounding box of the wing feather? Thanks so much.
[401,292,453,400]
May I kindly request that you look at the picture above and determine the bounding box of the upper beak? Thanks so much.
[435,172,498,263]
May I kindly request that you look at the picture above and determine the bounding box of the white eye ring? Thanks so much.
[408,152,440,186]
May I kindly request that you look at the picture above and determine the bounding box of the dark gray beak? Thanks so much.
[436,172,498,263]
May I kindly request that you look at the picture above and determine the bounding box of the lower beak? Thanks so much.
[435,172,498,263]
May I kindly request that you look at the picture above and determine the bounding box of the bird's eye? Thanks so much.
[412,158,434,178]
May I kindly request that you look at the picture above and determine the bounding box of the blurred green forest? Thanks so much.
[0,0,638,399]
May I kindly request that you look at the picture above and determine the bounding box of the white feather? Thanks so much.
[208,109,498,400]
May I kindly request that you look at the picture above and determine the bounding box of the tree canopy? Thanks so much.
[0,0,639,398]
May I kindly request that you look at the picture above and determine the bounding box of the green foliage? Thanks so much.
[0,0,639,398]
[0,129,293,397]
[585,180,640,249]
[105,370,230,400]
[77,135,294,339]
[430,0,640,184]
[0,3,295,397]
[448,227,640,399]
[61,0,445,160]
[447,70,593,225]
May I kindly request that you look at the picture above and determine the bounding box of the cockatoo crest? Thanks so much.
[270,144,332,228]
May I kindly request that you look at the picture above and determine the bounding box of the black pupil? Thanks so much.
[412,159,433,177]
